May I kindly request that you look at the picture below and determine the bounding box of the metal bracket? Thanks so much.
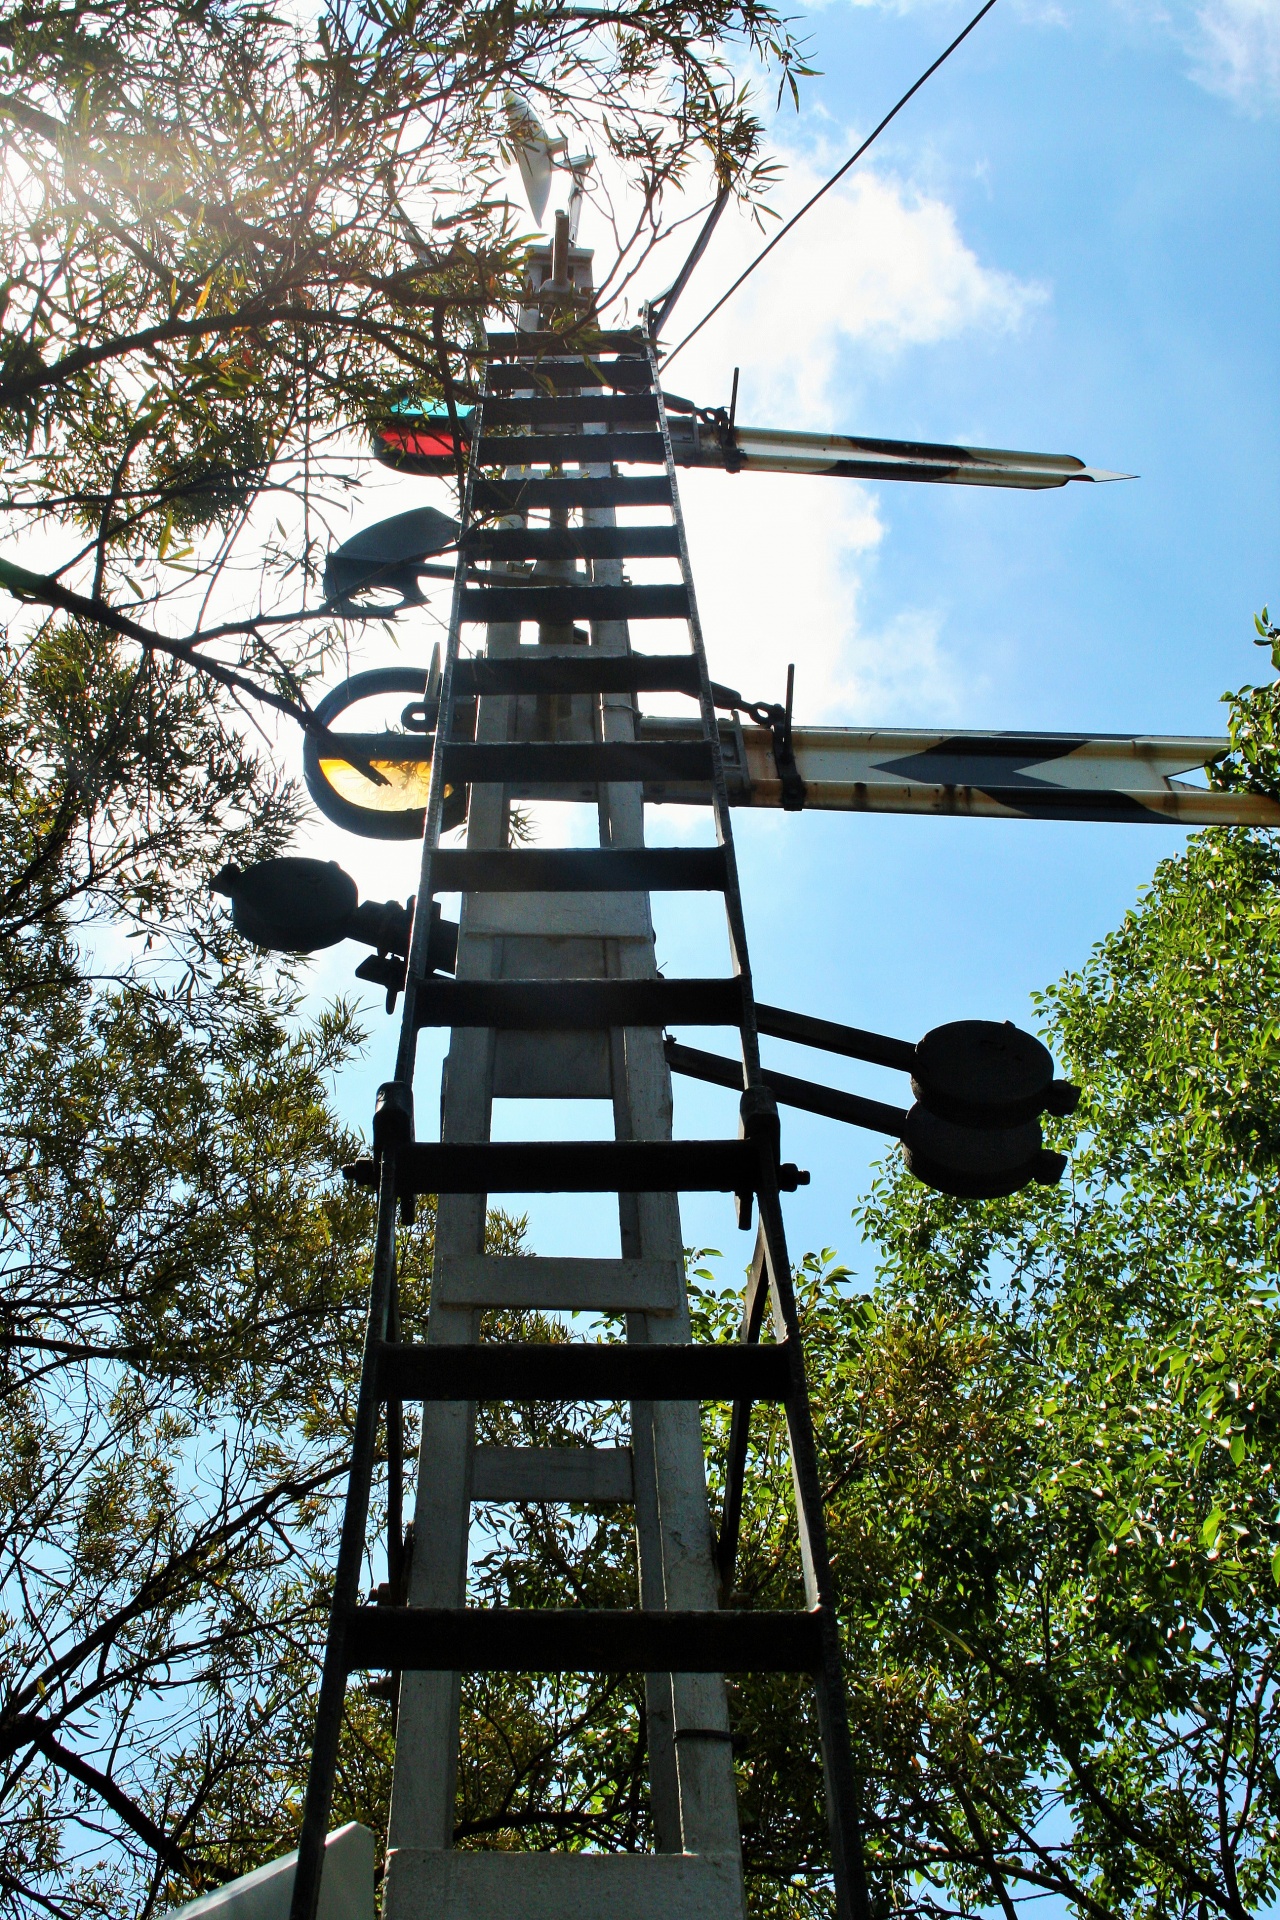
[713,664,806,810]
[662,367,743,473]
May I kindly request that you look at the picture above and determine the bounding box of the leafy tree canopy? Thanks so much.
[0,1,810,1902]
[0,0,801,722]
[686,664,1280,1920]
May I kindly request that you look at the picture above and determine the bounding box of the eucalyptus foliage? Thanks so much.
[0,4,806,1894]
[0,0,801,721]
[687,678,1280,1919]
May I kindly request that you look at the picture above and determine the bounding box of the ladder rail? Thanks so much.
[754,1182,872,1920]
[713,1230,771,1597]
[289,1155,403,1920]
[289,351,492,1920]
[646,338,763,1083]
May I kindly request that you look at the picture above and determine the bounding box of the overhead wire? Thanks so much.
[659,0,999,370]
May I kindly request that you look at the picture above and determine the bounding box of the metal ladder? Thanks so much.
[288,310,871,1920]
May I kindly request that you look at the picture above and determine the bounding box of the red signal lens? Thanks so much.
[378,427,460,458]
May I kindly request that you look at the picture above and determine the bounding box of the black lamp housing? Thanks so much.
[211,857,456,1008]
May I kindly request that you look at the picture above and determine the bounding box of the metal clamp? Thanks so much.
[712,664,807,811]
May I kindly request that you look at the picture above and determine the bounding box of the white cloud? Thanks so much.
[681,466,971,725]
[829,0,1280,110]
[1186,0,1280,107]
[1111,0,1280,108]
[681,469,885,718]
[671,158,1042,422]
[669,159,1037,723]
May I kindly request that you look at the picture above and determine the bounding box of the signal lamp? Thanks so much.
[667,1010,1079,1202]
[211,857,457,1009]
[911,1019,1078,1128]
[903,1019,1077,1199]
[372,410,473,479]
[901,1104,1067,1200]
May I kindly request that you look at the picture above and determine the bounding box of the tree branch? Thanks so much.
[0,1458,349,1734]
[14,1716,202,1881]
[0,301,480,410]
[0,557,323,736]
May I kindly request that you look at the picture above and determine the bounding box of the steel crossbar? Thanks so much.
[344,1606,825,1673]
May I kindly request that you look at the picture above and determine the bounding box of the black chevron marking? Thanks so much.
[872,736,1158,824]
[874,736,1087,784]
[822,459,965,483]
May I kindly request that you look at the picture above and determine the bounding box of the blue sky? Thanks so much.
[300,0,1279,1278]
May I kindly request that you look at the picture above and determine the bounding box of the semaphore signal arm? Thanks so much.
[645,716,1274,825]
[303,682,1272,834]
[373,395,1132,489]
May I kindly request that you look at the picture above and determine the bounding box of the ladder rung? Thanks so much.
[466,894,653,938]
[429,847,727,892]
[438,741,712,786]
[487,357,652,393]
[485,330,647,356]
[472,476,671,513]
[345,1603,821,1673]
[460,583,689,624]
[484,394,659,428]
[343,1139,808,1197]
[473,1445,635,1503]
[414,977,744,1030]
[464,526,681,561]
[452,652,701,697]
[432,1253,683,1314]
[382,1849,746,1920]
[476,431,666,466]
[376,1339,790,1402]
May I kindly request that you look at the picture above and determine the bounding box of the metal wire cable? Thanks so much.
[660,0,999,370]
